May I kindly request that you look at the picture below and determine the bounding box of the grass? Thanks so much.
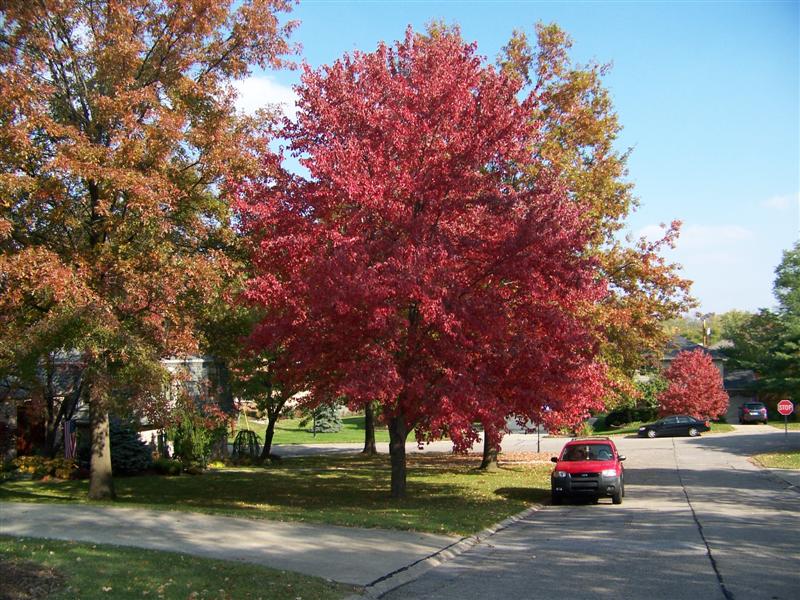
[0,536,355,600]
[590,420,644,436]
[231,414,391,445]
[752,450,800,469]
[710,422,735,433]
[767,420,800,431]
[0,454,551,536]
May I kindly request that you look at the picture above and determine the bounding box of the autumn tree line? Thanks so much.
[4,0,759,501]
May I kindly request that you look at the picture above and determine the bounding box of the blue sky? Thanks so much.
[236,0,800,315]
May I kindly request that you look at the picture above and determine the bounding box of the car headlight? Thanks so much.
[638,426,646,430]
[553,470,568,478]
[601,469,617,477]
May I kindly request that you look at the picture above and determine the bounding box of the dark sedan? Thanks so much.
[638,415,710,438]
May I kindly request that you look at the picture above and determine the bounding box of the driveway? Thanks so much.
[381,426,800,600]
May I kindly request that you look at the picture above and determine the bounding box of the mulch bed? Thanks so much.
[0,556,66,600]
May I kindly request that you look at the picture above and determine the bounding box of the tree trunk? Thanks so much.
[479,423,501,472]
[388,414,409,498]
[362,401,377,455]
[88,398,115,500]
[260,416,278,460]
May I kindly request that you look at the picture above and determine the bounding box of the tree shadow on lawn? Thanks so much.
[0,454,550,535]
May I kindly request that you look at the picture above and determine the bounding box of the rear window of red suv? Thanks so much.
[561,444,614,461]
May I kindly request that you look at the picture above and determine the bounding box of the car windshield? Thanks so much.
[744,404,765,409]
[561,444,614,461]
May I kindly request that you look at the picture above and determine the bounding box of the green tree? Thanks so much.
[723,243,800,401]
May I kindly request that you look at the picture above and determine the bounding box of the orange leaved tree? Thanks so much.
[0,0,296,499]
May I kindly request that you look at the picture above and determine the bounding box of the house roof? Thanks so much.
[724,369,756,391]
[663,335,726,361]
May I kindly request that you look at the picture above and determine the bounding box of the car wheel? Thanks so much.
[688,427,699,437]
[612,489,623,504]
[646,429,657,438]
[621,477,625,497]
[551,491,562,505]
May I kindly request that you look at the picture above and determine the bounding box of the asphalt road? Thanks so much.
[381,426,800,600]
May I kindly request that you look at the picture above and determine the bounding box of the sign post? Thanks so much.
[777,399,794,439]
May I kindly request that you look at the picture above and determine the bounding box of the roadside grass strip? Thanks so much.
[752,449,800,470]
[0,454,552,536]
[0,536,356,600]
[767,421,800,431]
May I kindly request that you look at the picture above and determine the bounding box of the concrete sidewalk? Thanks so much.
[0,502,459,586]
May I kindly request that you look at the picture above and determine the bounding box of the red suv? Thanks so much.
[551,437,626,505]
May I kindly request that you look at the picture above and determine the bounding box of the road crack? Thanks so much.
[672,438,735,600]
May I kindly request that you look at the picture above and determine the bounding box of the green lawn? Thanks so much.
[231,414,391,445]
[0,454,551,536]
[0,536,355,600]
[767,420,800,431]
[752,450,800,469]
[590,420,645,436]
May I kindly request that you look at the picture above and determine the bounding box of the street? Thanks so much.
[381,426,800,600]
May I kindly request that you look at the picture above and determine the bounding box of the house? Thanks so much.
[0,355,233,461]
[661,336,726,375]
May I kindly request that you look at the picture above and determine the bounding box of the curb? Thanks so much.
[342,503,545,600]
[763,468,800,492]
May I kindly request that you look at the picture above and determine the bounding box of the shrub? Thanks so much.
[10,456,77,480]
[110,419,153,475]
[605,406,658,427]
[152,457,182,476]
[299,404,342,434]
[168,395,232,468]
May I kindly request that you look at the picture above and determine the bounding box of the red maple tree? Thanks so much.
[658,350,729,419]
[237,29,608,497]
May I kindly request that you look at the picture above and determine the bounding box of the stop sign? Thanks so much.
[777,399,794,416]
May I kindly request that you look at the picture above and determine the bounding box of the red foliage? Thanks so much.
[236,30,607,455]
[658,350,729,419]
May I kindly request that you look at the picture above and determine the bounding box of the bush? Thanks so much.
[299,404,342,434]
[605,407,658,428]
[152,457,182,476]
[110,419,153,475]
[10,456,77,480]
[168,396,231,468]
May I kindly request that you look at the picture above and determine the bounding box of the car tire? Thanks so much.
[612,489,622,504]
[688,427,699,437]
[551,491,562,505]
[621,477,625,497]
[646,429,657,438]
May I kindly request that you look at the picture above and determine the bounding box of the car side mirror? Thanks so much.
[550,456,558,463]
[618,455,626,461]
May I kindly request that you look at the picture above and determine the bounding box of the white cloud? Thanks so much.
[636,223,753,253]
[674,224,754,252]
[633,222,775,312]
[232,75,298,119]
[761,192,799,211]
